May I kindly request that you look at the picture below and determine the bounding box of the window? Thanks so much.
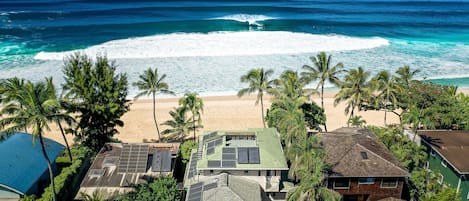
[441,160,447,168]
[438,173,444,184]
[381,178,398,188]
[430,150,435,156]
[333,178,350,189]
[424,161,429,169]
[466,192,469,200]
[358,178,375,184]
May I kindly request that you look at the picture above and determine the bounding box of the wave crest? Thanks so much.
[34,31,389,60]
[211,14,276,26]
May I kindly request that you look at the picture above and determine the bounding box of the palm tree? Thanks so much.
[395,65,420,88]
[348,115,367,128]
[301,52,345,131]
[286,136,323,182]
[161,107,195,142]
[269,96,307,148]
[373,70,402,125]
[334,67,374,125]
[0,78,27,132]
[273,70,312,100]
[179,93,203,142]
[287,156,341,201]
[0,79,69,201]
[45,78,75,162]
[238,68,275,128]
[133,67,174,142]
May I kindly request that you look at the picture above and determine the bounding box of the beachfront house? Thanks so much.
[418,130,469,201]
[184,128,289,201]
[319,127,410,201]
[0,132,64,200]
[74,142,179,200]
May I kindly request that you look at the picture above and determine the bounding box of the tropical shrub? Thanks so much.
[180,140,197,164]
[119,177,181,201]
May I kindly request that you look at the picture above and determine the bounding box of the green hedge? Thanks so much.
[39,146,92,201]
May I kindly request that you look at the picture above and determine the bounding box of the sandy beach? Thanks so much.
[43,90,405,145]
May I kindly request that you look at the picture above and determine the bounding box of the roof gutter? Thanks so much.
[0,183,24,196]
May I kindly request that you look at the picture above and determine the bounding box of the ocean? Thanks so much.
[1,0,469,97]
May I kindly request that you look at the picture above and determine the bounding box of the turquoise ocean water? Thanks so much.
[1,0,468,96]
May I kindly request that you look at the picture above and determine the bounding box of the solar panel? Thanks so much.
[206,147,215,155]
[237,148,249,164]
[214,138,223,146]
[118,144,149,173]
[222,160,236,168]
[361,151,368,159]
[222,153,236,160]
[203,132,217,141]
[152,149,172,172]
[222,147,236,154]
[207,160,221,168]
[188,152,198,178]
[204,182,218,191]
[207,141,215,148]
[248,147,260,164]
[188,182,203,201]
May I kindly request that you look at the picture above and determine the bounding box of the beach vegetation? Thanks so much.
[347,115,367,128]
[334,67,374,125]
[266,101,325,131]
[0,78,72,201]
[179,92,203,142]
[238,68,275,128]
[62,53,130,151]
[119,177,180,201]
[301,51,345,131]
[372,70,402,126]
[133,67,174,142]
[180,140,197,164]
[161,106,195,142]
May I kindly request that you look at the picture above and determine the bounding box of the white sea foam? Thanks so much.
[34,31,389,60]
[211,14,276,26]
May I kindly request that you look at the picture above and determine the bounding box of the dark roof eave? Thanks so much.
[0,183,24,195]
[421,138,469,175]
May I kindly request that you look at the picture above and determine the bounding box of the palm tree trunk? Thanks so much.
[153,92,161,142]
[192,115,196,142]
[38,131,57,201]
[321,84,327,132]
[384,109,387,126]
[260,94,266,128]
[57,121,72,162]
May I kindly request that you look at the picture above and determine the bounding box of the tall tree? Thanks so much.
[179,93,203,142]
[273,70,312,100]
[62,53,130,151]
[238,68,275,128]
[395,65,421,89]
[45,77,75,162]
[373,70,402,125]
[269,96,307,148]
[133,67,174,142]
[161,107,195,142]
[0,79,70,201]
[334,67,374,125]
[301,52,345,131]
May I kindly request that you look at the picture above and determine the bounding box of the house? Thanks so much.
[0,132,65,200]
[184,128,289,201]
[74,142,179,200]
[418,130,469,201]
[319,127,410,201]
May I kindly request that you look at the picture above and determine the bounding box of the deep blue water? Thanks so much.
[1,0,469,94]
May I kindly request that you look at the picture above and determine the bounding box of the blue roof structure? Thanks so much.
[0,132,64,195]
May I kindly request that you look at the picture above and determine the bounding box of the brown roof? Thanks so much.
[418,130,469,174]
[319,127,409,178]
[377,197,405,201]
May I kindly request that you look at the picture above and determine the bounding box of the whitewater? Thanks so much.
[34,31,389,60]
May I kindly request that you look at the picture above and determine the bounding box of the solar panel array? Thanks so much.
[187,152,198,178]
[187,182,203,201]
[118,144,149,173]
[202,132,217,141]
[237,147,260,164]
[222,147,236,160]
[206,137,224,156]
[206,160,236,168]
[187,182,219,201]
[152,149,172,172]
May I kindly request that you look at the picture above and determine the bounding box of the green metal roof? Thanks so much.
[196,128,288,170]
